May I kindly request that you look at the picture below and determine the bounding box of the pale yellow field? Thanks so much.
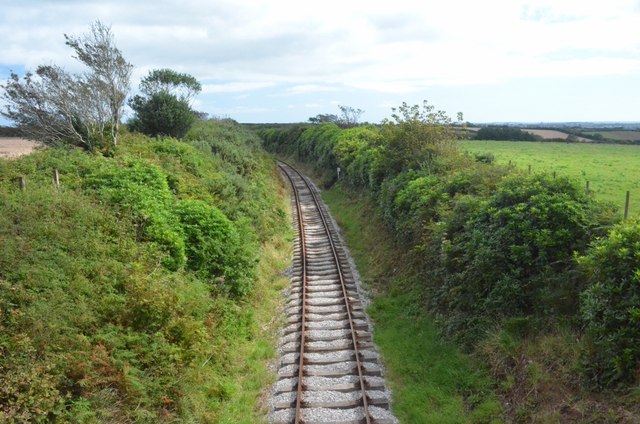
[0,138,40,158]
[523,129,590,141]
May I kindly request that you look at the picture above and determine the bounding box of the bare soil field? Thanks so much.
[523,129,590,141]
[0,137,40,158]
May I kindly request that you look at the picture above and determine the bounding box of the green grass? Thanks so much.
[462,140,640,216]
[321,186,502,424]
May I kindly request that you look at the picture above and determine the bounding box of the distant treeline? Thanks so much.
[474,126,539,141]
[0,126,22,137]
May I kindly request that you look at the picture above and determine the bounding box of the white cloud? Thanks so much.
[286,84,340,94]
[201,81,276,94]
[1,0,639,122]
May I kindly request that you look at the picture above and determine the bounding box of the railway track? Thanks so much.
[270,161,397,424]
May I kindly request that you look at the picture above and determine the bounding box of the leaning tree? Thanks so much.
[1,21,132,150]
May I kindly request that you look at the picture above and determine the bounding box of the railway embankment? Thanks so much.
[0,120,291,422]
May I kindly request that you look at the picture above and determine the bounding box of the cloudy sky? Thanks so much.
[1,0,639,124]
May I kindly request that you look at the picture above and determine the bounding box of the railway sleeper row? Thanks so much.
[270,162,397,424]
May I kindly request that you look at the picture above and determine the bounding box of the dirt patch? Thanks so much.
[523,129,590,142]
[0,138,41,159]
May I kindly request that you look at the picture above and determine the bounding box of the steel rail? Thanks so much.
[278,160,373,424]
[278,162,308,424]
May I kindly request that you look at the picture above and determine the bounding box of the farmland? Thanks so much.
[462,139,640,216]
[582,130,640,142]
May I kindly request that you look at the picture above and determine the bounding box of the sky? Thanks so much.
[1,0,639,124]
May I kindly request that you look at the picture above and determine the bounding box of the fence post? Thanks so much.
[53,169,60,190]
[553,171,556,179]
[624,191,630,220]
[586,181,590,193]
[19,176,26,191]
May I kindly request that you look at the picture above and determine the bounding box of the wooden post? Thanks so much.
[528,164,531,175]
[53,169,60,190]
[624,191,630,220]
[586,181,590,193]
[19,176,26,191]
[553,171,556,179]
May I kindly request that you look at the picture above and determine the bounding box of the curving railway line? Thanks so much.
[270,161,397,424]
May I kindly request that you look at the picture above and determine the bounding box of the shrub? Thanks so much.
[174,199,256,297]
[579,218,640,387]
[473,152,495,163]
[431,174,609,346]
[380,101,460,174]
[84,159,186,270]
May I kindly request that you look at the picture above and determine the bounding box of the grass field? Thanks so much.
[461,140,640,217]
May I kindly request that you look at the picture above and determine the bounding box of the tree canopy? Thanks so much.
[139,69,201,103]
[128,69,201,139]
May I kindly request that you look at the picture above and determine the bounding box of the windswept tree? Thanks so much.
[128,69,201,139]
[64,21,133,146]
[1,21,132,150]
[338,105,364,128]
[308,106,364,127]
[308,113,339,124]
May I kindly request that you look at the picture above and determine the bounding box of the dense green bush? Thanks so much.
[0,187,190,422]
[84,158,187,270]
[430,174,610,346]
[579,218,640,387]
[380,101,460,175]
[174,199,256,296]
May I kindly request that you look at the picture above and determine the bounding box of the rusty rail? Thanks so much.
[278,161,372,424]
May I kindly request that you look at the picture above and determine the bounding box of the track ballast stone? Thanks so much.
[269,162,397,424]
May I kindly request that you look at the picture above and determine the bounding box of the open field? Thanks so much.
[583,130,640,142]
[462,140,640,216]
[0,137,40,158]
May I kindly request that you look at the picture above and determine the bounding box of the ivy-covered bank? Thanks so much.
[259,102,640,422]
[0,120,290,423]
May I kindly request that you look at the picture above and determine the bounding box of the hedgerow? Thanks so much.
[579,218,640,387]
[429,174,611,346]
[259,102,635,390]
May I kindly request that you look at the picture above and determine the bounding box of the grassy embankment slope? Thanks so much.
[463,140,640,216]
[0,120,291,423]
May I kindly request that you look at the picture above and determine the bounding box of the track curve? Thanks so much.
[269,161,397,424]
